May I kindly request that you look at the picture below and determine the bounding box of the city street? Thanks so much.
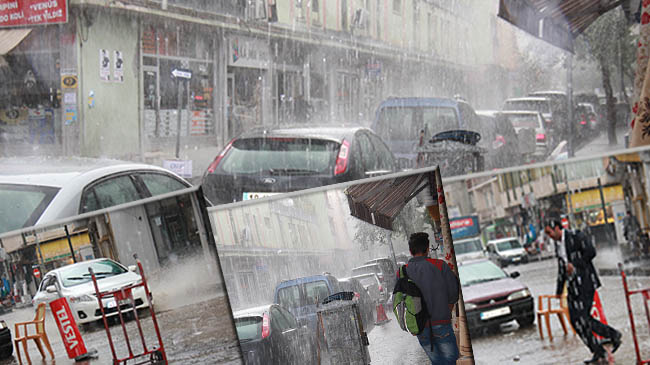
[470,258,650,364]
[0,293,242,364]
[367,314,430,364]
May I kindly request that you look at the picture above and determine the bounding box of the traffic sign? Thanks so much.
[33,267,40,279]
[171,68,192,79]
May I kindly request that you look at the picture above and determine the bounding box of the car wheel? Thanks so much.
[517,315,535,328]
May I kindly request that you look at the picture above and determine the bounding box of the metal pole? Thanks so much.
[567,53,575,158]
[175,78,183,158]
[433,168,474,363]
[563,164,576,228]
[597,177,615,245]
[64,225,77,263]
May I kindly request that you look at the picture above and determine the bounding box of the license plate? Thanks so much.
[242,192,280,200]
[512,257,521,262]
[480,306,511,320]
[106,299,130,309]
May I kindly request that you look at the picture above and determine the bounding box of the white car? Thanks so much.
[32,258,150,324]
[500,111,549,157]
[0,157,192,235]
[486,238,528,268]
[454,236,487,263]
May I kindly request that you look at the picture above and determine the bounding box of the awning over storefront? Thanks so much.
[498,0,622,52]
[344,172,433,231]
[0,28,32,55]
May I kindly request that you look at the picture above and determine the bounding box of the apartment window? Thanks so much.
[312,0,319,13]
[393,0,401,13]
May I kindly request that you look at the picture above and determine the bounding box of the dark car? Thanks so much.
[0,321,11,359]
[201,126,395,204]
[362,257,397,292]
[371,97,484,170]
[234,304,314,364]
[459,259,534,334]
[351,262,395,302]
[273,274,343,334]
[474,110,522,169]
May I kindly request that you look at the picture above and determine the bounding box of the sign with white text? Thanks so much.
[0,0,68,28]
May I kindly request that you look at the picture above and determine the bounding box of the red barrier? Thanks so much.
[590,290,608,341]
[49,297,88,359]
[619,263,650,365]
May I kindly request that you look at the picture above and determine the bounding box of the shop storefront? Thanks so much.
[226,34,271,138]
[141,22,216,149]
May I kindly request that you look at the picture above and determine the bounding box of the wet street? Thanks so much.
[367,313,430,364]
[0,293,242,364]
[470,258,650,364]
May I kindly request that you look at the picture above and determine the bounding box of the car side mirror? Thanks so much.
[509,271,520,279]
[128,265,137,272]
[46,285,57,294]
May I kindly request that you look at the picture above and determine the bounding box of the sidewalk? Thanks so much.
[574,126,629,157]
[593,241,650,276]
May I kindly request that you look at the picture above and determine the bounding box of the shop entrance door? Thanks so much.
[143,66,161,137]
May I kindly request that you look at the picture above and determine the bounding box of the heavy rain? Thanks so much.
[2,0,650,364]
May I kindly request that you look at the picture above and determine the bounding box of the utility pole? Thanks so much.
[566,53,575,158]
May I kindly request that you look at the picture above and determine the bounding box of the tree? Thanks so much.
[574,7,637,145]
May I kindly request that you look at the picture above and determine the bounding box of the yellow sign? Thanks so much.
[61,75,78,89]
[567,185,623,212]
[40,232,91,262]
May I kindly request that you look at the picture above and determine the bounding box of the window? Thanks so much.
[81,175,141,213]
[271,307,291,331]
[278,306,298,328]
[356,132,376,172]
[368,133,394,171]
[277,285,301,309]
[393,0,401,13]
[138,173,189,196]
[0,184,59,234]
[312,0,319,13]
[304,281,329,304]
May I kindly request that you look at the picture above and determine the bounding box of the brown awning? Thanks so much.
[0,28,32,55]
[344,171,435,230]
[498,0,622,52]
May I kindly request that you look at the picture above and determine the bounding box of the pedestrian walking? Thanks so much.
[544,218,622,364]
[396,232,460,364]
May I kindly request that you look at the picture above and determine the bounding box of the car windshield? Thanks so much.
[0,184,60,234]
[354,275,378,288]
[496,239,522,251]
[376,106,459,141]
[234,317,262,342]
[219,137,339,175]
[503,100,550,114]
[455,239,483,255]
[504,114,540,129]
[58,259,128,287]
[458,261,507,286]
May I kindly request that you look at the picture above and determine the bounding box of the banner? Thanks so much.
[0,0,68,28]
[49,297,88,359]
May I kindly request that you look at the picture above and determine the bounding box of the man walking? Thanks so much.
[544,219,622,363]
[398,232,460,364]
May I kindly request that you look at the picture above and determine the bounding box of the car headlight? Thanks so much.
[507,289,531,301]
[464,302,477,310]
[69,294,96,303]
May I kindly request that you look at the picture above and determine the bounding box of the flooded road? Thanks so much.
[0,294,242,364]
[470,259,650,364]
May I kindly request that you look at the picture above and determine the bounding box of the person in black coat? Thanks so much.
[544,219,622,364]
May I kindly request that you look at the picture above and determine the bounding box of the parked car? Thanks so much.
[273,274,343,334]
[31,258,150,325]
[576,102,599,133]
[349,273,386,304]
[500,111,549,159]
[233,303,314,365]
[0,321,12,359]
[475,110,522,169]
[0,157,192,235]
[486,238,528,268]
[201,126,395,204]
[528,91,569,122]
[458,259,534,334]
[337,276,375,332]
[371,97,483,170]
[362,257,397,290]
[351,263,393,299]
[454,237,487,263]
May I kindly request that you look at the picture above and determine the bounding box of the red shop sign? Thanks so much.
[49,297,88,359]
[0,0,68,28]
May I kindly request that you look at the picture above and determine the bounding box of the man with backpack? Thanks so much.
[393,232,460,364]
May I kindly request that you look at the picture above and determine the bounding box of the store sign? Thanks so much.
[171,68,192,79]
[162,159,192,178]
[50,297,89,359]
[61,75,77,89]
[0,0,68,28]
[228,36,271,68]
[32,267,40,279]
[449,215,480,240]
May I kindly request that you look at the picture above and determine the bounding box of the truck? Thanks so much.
[449,215,487,262]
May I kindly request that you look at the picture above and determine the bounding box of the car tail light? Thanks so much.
[354,292,360,300]
[206,139,234,173]
[536,133,546,142]
[580,120,587,125]
[261,313,270,339]
[378,285,383,292]
[334,139,350,175]
[545,119,552,124]
[492,135,505,149]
